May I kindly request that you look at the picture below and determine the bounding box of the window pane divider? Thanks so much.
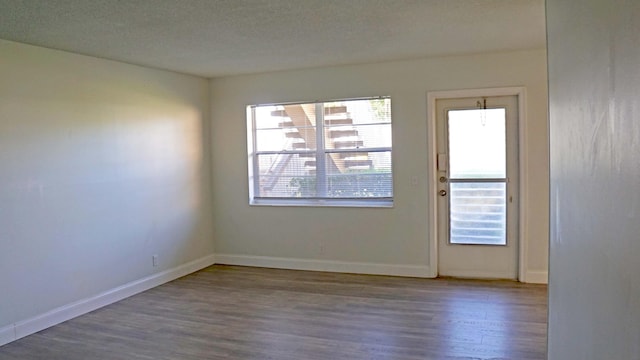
[255,150,316,155]
[255,148,391,156]
[251,106,260,198]
[315,102,327,197]
[324,121,391,127]
[324,147,391,154]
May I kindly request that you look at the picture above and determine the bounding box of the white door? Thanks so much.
[436,96,519,279]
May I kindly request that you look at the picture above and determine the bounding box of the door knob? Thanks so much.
[439,190,447,196]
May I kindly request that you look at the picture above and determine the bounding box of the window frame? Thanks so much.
[247,96,394,208]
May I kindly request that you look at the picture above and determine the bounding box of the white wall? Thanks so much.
[210,49,549,280]
[0,40,214,337]
[547,1,640,358]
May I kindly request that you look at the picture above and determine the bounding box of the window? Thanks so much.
[247,97,393,207]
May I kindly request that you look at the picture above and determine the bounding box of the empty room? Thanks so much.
[1,1,638,359]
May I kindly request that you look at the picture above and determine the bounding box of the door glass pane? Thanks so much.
[449,182,506,245]
[448,109,506,179]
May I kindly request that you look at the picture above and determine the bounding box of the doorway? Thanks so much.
[429,90,524,279]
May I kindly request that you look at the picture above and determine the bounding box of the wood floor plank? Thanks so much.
[0,265,547,359]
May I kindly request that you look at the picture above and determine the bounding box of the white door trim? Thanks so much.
[427,87,528,281]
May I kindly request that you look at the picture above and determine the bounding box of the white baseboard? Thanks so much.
[439,269,549,283]
[0,254,216,347]
[0,325,15,348]
[524,270,548,284]
[439,269,518,280]
[214,254,432,278]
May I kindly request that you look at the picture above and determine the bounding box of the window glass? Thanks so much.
[247,97,393,206]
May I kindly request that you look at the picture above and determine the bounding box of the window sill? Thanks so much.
[249,198,394,208]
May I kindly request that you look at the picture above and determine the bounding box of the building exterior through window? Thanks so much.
[247,97,393,207]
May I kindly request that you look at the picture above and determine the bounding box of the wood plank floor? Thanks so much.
[0,265,547,360]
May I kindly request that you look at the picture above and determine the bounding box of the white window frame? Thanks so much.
[247,97,393,208]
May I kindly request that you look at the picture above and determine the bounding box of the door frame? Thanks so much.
[427,87,528,281]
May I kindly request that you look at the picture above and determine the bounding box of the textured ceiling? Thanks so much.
[0,0,546,77]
